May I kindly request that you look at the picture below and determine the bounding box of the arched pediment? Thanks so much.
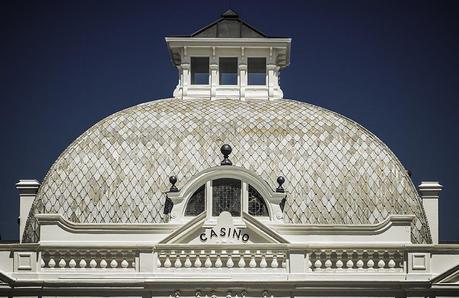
[167,166,285,223]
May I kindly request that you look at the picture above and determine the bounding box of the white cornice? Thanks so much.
[269,215,415,235]
[165,37,292,44]
[35,214,179,234]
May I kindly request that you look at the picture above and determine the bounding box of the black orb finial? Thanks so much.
[169,175,178,192]
[276,176,285,193]
[220,144,232,166]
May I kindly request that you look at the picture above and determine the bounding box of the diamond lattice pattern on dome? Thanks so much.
[23,98,431,244]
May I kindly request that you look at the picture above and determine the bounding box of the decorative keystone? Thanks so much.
[169,176,179,192]
[220,144,233,166]
[276,176,285,193]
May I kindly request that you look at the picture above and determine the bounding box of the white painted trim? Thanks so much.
[167,166,284,223]
[159,211,207,244]
[16,179,40,242]
[35,213,179,234]
[241,212,289,243]
[269,215,415,235]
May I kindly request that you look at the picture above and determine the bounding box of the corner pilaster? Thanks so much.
[16,179,40,242]
[418,181,442,244]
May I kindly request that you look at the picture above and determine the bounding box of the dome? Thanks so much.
[23,98,431,243]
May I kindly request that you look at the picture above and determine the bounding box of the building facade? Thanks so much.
[1,10,459,298]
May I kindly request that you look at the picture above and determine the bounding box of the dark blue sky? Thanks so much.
[1,0,458,241]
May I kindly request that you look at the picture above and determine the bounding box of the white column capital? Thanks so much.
[16,179,40,196]
[418,181,443,199]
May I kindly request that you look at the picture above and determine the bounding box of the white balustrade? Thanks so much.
[40,249,137,271]
[39,246,404,274]
[308,249,404,273]
[157,249,287,271]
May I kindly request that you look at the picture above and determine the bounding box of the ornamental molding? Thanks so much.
[269,214,415,236]
[168,166,285,205]
[35,213,179,234]
[167,165,285,223]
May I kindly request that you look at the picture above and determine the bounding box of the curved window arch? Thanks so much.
[248,185,269,216]
[182,177,271,218]
[184,185,205,216]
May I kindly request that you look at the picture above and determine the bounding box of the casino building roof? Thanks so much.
[2,9,458,298]
[23,98,431,244]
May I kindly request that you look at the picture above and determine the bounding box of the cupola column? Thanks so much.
[239,48,247,101]
[210,57,218,101]
[418,181,442,244]
[267,64,276,99]
[181,62,190,99]
[267,48,282,100]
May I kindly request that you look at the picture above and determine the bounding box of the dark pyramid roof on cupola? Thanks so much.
[189,9,275,38]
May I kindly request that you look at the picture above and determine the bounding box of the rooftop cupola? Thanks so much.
[166,10,291,100]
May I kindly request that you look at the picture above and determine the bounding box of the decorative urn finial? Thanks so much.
[169,175,178,192]
[276,176,285,193]
[220,144,233,166]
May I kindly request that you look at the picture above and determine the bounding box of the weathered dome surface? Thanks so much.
[23,98,431,243]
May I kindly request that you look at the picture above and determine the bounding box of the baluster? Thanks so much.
[314,259,322,271]
[194,254,202,268]
[336,259,343,270]
[238,254,246,268]
[59,258,66,268]
[48,258,56,268]
[69,259,76,269]
[378,259,385,269]
[344,251,353,269]
[121,259,129,269]
[346,259,353,269]
[89,259,97,268]
[40,258,45,268]
[110,259,118,268]
[204,255,212,268]
[356,251,364,270]
[249,255,257,268]
[227,254,234,268]
[164,255,172,268]
[324,251,332,271]
[271,255,279,268]
[215,255,223,268]
[184,255,192,268]
[100,259,107,269]
[79,259,87,268]
[174,254,182,268]
[388,258,396,269]
[260,253,267,268]
[386,251,395,270]
[367,251,375,269]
